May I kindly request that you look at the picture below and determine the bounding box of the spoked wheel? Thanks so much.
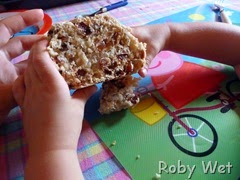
[168,114,218,157]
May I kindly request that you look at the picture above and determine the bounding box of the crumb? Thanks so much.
[110,140,117,147]
[136,155,140,160]
[153,111,160,115]
[176,125,182,129]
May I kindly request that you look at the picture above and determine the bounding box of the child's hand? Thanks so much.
[13,39,97,155]
[12,38,94,179]
[131,24,170,77]
[0,9,44,122]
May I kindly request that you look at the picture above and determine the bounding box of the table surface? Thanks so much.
[1,0,240,179]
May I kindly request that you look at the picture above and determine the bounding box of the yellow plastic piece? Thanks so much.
[130,96,167,125]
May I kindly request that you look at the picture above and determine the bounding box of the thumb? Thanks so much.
[138,53,156,77]
[15,60,28,75]
[72,85,97,103]
[12,75,25,108]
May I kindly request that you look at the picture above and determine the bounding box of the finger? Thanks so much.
[12,75,26,108]
[2,35,43,60]
[23,45,34,88]
[14,60,28,75]
[138,48,157,78]
[138,68,148,77]
[24,46,41,89]
[145,47,158,67]
[72,85,97,103]
[132,25,160,68]
[31,39,64,85]
[0,9,44,44]
[132,26,157,77]
[25,59,40,89]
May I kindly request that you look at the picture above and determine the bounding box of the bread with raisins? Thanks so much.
[47,14,146,89]
[98,75,140,114]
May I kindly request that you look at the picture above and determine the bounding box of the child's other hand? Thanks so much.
[131,24,170,77]
[13,39,97,155]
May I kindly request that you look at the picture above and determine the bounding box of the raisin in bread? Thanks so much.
[98,75,140,114]
[47,14,146,89]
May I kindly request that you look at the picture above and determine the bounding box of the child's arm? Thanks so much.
[13,39,96,180]
[166,22,240,65]
[132,22,240,76]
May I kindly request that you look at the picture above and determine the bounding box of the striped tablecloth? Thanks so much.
[1,0,240,179]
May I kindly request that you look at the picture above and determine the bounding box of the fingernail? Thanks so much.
[141,68,147,77]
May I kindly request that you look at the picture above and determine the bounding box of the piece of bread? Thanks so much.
[47,14,146,89]
[98,75,140,114]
